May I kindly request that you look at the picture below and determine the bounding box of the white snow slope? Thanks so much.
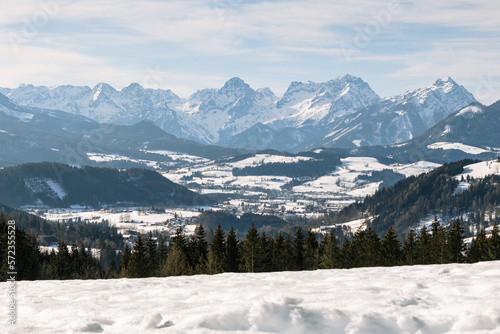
[2,261,500,334]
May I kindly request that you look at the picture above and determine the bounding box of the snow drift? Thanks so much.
[1,261,500,333]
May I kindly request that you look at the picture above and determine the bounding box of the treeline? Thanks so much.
[3,211,500,281]
[196,211,288,233]
[0,212,112,280]
[118,218,500,278]
[232,155,342,178]
[334,160,500,235]
[1,207,123,269]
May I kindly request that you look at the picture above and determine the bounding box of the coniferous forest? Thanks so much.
[2,210,499,281]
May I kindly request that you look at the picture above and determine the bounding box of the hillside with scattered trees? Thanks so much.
[0,162,210,208]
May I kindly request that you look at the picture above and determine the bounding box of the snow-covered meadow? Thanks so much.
[164,155,440,202]
[2,261,500,333]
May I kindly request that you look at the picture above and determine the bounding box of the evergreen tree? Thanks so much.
[19,229,42,280]
[163,228,189,276]
[189,225,209,274]
[51,241,72,279]
[292,227,305,270]
[467,229,488,263]
[74,244,87,278]
[303,229,319,270]
[241,223,260,272]
[208,224,226,274]
[128,235,148,278]
[80,245,103,280]
[416,226,431,264]
[164,243,189,276]
[282,236,294,270]
[340,240,356,268]
[447,219,466,263]
[361,228,382,267]
[272,233,286,271]
[118,245,132,277]
[381,226,402,266]
[349,228,367,267]
[429,218,447,264]
[487,222,500,260]
[260,232,273,272]
[225,227,240,272]
[402,229,417,266]
[319,231,340,269]
[173,228,188,249]
[145,233,159,276]
[106,259,117,279]
[1,213,41,281]
[159,240,168,262]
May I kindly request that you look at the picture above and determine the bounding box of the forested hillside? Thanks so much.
[0,162,210,208]
[232,153,344,178]
[333,159,500,235]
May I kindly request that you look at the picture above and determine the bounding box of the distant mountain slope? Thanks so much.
[0,83,180,125]
[416,101,500,149]
[0,92,251,169]
[0,162,210,208]
[356,100,500,163]
[310,77,476,149]
[217,77,477,151]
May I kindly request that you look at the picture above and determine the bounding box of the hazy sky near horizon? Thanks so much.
[0,0,499,104]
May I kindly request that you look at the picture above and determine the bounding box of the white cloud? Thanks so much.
[0,0,499,103]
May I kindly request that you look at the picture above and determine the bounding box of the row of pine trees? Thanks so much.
[116,218,500,279]
[2,211,500,281]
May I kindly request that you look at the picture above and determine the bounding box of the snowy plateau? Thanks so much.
[0,75,476,151]
[2,261,500,334]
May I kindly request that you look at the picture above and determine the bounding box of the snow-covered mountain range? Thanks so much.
[0,75,477,151]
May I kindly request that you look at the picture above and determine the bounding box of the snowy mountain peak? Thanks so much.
[434,76,454,84]
[256,87,278,104]
[93,82,115,91]
[92,83,117,99]
[219,77,255,99]
[277,74,379,110]
[331,73,362,85]
[122,82,143,90]
[19,83,35,89]
[223,77,248,89]
[0,76,480,151]
[121,83,148,98]
[430,76,459,93]
[339,73,358,80]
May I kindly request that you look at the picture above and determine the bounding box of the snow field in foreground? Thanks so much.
[1,261,500,333]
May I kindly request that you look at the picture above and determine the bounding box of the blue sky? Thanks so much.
[1,0,499,104]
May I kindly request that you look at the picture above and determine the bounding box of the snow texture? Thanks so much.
[427,142,490,155]
[2,261,500,333]
[293,157,439,199]
[454,160,500,180]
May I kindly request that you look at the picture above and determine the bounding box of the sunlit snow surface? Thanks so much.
[454,159,500,180]
[292,158,439,198]
[427,142,490,155]
[2,262,500,334]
